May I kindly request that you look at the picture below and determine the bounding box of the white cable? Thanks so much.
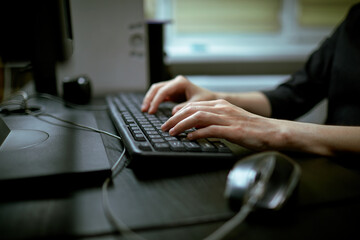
[31,112,122,141]
[101,146,149,240]
[29,93,108,111]
[204,185,264,240]
[204,199,255,240]
[110,145,127,173]
[204,160,273,240]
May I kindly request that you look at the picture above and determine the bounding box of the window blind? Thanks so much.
[298,0,358,27]
[173,0,282,33]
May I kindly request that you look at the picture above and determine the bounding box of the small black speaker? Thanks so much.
[62,75,92,105]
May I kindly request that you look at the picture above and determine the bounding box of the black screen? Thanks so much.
[0,0,73,95]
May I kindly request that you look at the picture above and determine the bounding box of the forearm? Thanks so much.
[215,91,272,117]
[275,121,360,157]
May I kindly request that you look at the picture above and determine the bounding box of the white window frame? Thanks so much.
[154,0,336,65]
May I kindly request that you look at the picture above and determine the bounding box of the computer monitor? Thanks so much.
[0,0,73,95]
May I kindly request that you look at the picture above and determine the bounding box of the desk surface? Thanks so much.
[1,98,360,240]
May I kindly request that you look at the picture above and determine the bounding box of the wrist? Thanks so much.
[213,92,227,101]
[279,121,333,156]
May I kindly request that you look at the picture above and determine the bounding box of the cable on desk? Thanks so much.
[204,156,274,240]
[31,112,122,141]
[29,93,108,111]
[102,149,148,240]
[0,91,108,113]
[204,200,254,240]
[3,92,116,140]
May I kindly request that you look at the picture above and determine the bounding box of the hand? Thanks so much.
[161,99,286,151]
[141,75,216,114]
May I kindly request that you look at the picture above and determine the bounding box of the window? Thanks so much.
[173,0,281,33]
[145,0,357,74]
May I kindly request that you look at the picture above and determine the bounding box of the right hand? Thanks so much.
[141,75,217,114]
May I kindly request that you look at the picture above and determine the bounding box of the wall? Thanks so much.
[56,0,149,96]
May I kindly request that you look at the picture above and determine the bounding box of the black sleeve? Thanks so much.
[262,23,342,120]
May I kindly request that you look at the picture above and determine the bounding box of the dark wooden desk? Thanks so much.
[1,99,360,240]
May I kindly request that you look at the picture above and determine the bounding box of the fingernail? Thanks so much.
[161,123,168,131]
[187,133,193,139]
[169,128,175,136]
[148,106,154,114]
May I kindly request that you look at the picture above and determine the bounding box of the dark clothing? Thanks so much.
[263,3,360,126]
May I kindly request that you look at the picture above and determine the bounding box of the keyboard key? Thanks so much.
[183,142,201,152]
[130,126,141,132]
[145,130,158,135]
[168,141,186,151]
[179,137,190,142]
[148,134,162,139]
[197,139,217,152]
[123,116,135,124]
[178,133,187,138]
[139,142,152,151]
[151,138,165,143]
[185,128,195,133]
[133,130,142,135]
[160,132,171,137]
[213,142,231,153]
[134,133,145,141]
[154,143,170,151]
[165,137,178,142]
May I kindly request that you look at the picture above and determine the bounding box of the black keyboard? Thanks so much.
[106,93,240,170]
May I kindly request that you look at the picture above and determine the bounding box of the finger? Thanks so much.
[187,125,229,140]
[172,102,187,115]
[163,105,216,131]
[172,99,217,115]
[165,101,234,131]
[148,81,183,114]
[168,111,226,136]
[141,82,166,112]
